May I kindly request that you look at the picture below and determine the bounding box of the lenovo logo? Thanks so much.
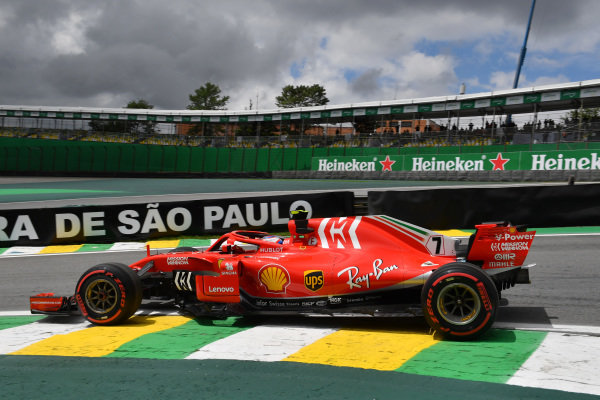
[207,286,235,294]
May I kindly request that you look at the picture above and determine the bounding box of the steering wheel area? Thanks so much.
[208,231,283,254]
[219,231,265,254]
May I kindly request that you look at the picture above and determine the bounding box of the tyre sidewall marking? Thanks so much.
[428,271,493,336]
[76,269,127,323]
[476,281,493,311]
[431,272,478,288]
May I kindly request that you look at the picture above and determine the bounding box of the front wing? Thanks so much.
[30,293,79,316]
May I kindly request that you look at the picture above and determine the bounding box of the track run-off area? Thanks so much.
[2,314,600,398]
[1,178,599,399]
[1,232,599,399]
[0,311,599,399]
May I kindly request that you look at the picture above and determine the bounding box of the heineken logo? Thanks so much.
[411,153,510,171]
[412,156,485,171]
[318,158,376,172]
[317,156,396,172]
[532,153,600,170]
[312,151,600,173]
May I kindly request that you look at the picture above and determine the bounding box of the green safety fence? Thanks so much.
[1,137,600,175]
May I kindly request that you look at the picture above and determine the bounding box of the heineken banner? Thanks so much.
[0,192,354,246]
[312,150,600,172]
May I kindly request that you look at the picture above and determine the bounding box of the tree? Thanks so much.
[275,84,329,108]
[124,99,157,134]
[89,98,157,135]
[187,82,230,110]
[564,108,599,124]
[127,99,153,109]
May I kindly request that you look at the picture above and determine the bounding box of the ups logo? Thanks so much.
[304,270,324,292]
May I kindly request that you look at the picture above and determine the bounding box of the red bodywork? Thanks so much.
[31,215,535,316]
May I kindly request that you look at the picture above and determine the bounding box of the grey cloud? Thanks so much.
[0,0,598,109]
[350,68,383,97]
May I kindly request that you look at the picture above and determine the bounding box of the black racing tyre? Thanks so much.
[170,247,199,253]
[421,262,498,340]
[75,262,142,325]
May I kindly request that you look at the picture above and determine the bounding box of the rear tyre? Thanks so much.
[421,262,498,340]
[75,262,142,325]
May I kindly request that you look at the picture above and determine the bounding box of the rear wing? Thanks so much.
[466,222,536,270]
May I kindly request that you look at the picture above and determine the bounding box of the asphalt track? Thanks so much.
[0,176,570,208]
[1,177,599,399]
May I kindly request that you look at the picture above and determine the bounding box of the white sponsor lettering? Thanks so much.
[55,213,80,239]
[207,286,235,294]
[0,215,39,241]
[491,242,529,251]
[531,153,600,170]
[117,205,192,235]
[141,204,167,233]
[488,261,516,268]
[166,208,193,231]
[203,202,313,230]
[246,203,268,226]
[203,206,224,230]
[55,212,106,238]
[412,156,485,172]
[337,258,398,289]
[494,253,516,261]
[318,158,376,172]
[503,232,534,241]
[223,205,246,228]
[259,247,283,253]
[167,256,189,266]
[82,212,106,236]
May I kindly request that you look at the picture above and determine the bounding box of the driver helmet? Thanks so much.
[262,235,284,244]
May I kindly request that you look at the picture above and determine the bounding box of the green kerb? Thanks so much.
[396,329,547,383]
[105,317,253,359]
[0,316,46,330]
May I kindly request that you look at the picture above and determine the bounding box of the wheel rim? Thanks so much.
[85,278,118,314]
[437,282,481,325]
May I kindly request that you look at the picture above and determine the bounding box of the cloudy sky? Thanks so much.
[1,0,599,112]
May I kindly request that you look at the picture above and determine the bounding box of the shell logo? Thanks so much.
[259,264,290,294]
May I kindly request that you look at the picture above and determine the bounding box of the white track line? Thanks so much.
[508,332,600,396]
[493,322,600,336]
[185,325,337,362]
[0,319,91,354]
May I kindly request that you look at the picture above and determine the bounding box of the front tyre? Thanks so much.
[421,262,498,340]
[75,262,142,325]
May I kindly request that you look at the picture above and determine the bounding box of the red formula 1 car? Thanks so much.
[31,211,536,340]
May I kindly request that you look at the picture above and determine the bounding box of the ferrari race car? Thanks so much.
[30,211,536,340]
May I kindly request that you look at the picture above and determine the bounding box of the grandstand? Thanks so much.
[1,79,599,149]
